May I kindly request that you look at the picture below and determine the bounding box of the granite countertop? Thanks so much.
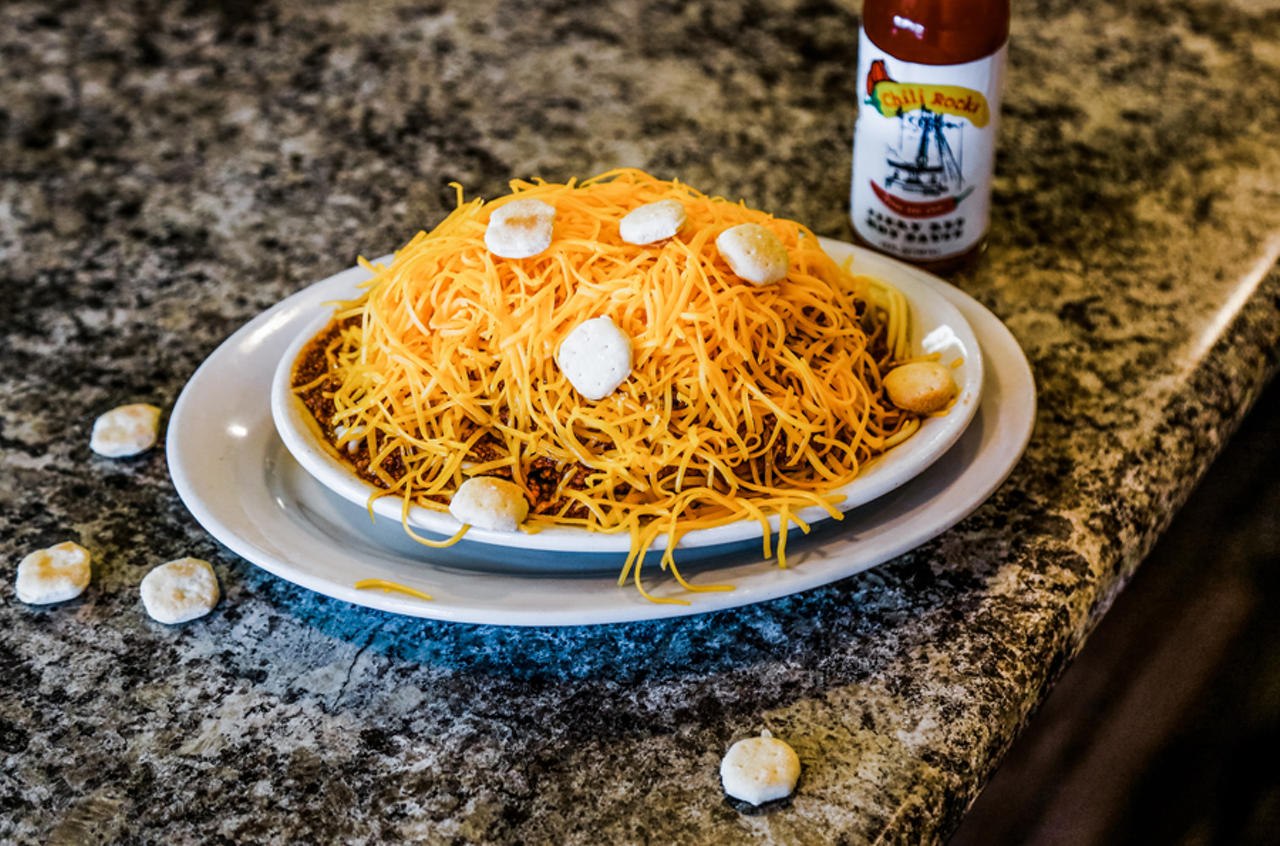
[4,1,1280,843]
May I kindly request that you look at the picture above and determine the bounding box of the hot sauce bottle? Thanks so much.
[851,0,1010,271]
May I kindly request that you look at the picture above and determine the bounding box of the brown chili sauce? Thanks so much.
[292,301,905,521]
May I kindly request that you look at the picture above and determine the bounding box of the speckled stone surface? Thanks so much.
[3,1,1280,843]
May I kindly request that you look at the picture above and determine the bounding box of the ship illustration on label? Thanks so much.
[864,59,987,219]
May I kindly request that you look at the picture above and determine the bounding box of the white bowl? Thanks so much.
[270,245,983,562]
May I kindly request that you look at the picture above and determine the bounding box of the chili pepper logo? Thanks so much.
[867,59,892,97]
[863,60,990,128]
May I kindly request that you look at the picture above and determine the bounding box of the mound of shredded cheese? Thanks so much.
[296,169,919,603]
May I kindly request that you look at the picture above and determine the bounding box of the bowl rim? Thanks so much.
[269,247,985,555]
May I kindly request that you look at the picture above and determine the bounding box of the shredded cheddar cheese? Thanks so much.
[300,170,918,599]
[354,579,434,601]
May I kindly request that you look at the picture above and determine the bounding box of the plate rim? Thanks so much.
[167,240,1035,626]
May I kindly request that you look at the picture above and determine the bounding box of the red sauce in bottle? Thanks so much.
[851,0,1011,273]
[863,0,1010,66]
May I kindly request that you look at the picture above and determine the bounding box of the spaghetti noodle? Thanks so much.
[294,170,920,602]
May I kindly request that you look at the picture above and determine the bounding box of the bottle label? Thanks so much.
[851,30,1007,261]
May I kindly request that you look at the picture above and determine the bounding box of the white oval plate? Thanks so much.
[168,240,1035,625]
[269,244,983,558]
